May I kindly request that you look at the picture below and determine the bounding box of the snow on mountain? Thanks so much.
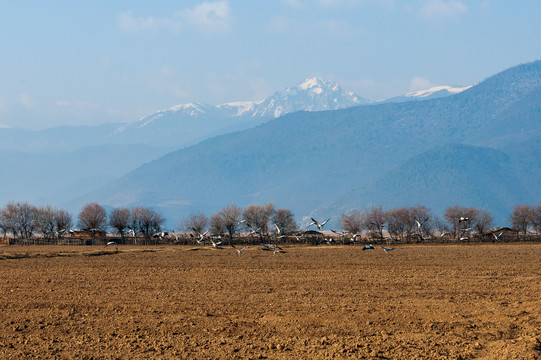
[249,77,370,119]
[404,85,473,98]
[383,85,473,103]
[113,77,370,143]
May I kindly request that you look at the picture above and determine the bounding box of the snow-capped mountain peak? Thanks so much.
[405,85,473,98]
[383,84,473,103]
[114,77,370,139]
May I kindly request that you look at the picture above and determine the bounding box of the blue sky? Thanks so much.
[1,0,540,129]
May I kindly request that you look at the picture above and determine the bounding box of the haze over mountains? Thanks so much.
[61,61,541,228]
[2,61,539,227]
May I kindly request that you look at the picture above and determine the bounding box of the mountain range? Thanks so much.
[66,61,541,228]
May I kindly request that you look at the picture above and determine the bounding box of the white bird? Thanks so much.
[209,238,223,249]
[273,248,286,255]
[104,241,118,251]
[492,231,503,240]
[226,216,246,226]
[379,245,394,253]
[459,217,469,223]
[309,217,329,230]
[295,233,305,242]
[274,224,286,238]
[362,244,374,251]
[247,225,261,235]
[196,231,209,244]
[260,243,282,251]
[235,247,246,255]
[415,220,422,233]
[350,234,362,243]
[153,232,165,239]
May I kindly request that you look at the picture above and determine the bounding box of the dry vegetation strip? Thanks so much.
[0,244,540,359]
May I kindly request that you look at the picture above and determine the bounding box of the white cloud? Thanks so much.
[409,76,433,91]
[419,0,468,20]
[119,1,231,34]
[180,1,231,31]
[118,11,183,33]
[18,93,34,109]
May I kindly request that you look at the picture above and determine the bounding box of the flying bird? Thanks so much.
[196,231,209,244]
[350,234,362,243]
[104,241,118,251]
[492,231,503,240]
[230,243,247,255]
[295,233,305,242]
[362,244,374,251]
[260,243,282,251]
[236,247,246,255]
[247,225,261,235]
[209,238,223,249]
[379,245,394,253]
[309,217,329,229]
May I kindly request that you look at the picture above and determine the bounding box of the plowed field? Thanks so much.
[1,243,540,359]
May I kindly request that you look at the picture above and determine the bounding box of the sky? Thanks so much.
[1,0,541,129]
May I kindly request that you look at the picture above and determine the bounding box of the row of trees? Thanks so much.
[509,204,541,236]
[0,202,165,241]
[339,205,494,242]
[2,201,541,242]
[181,204,296,243]
[0,203,72,240]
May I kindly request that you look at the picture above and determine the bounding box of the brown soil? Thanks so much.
[0,243,540,359]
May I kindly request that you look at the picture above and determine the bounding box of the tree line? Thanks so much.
[1,201,540,243]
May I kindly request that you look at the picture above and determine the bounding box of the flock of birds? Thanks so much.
[102,216,499,255]
[102,217,398,256]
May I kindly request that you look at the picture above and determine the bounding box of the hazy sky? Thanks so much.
[1,0,540,129]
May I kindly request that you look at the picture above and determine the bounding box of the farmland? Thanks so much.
[1,244,540,359]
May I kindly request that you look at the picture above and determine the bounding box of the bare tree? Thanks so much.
[510,204,534,238]
[5,202,39,240]
[365,206,388,241]
[130,207,165,242]
[472,209,493,235]
[272,208,297,234]
[386,207,413,243]
[243,203,275,239]
[182,212,208,235]
[54,209,72,237]
[431,215,450,239]
[214,205,243,244]
[37,205,57,240]
[78,203,107,231]
[444,206,478,238]
[533,203,541,235]
[109,207,131,238]
[340,210,364,235]
[411,205,432,241]
[0,204,16,239]
[210,213,225,236]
